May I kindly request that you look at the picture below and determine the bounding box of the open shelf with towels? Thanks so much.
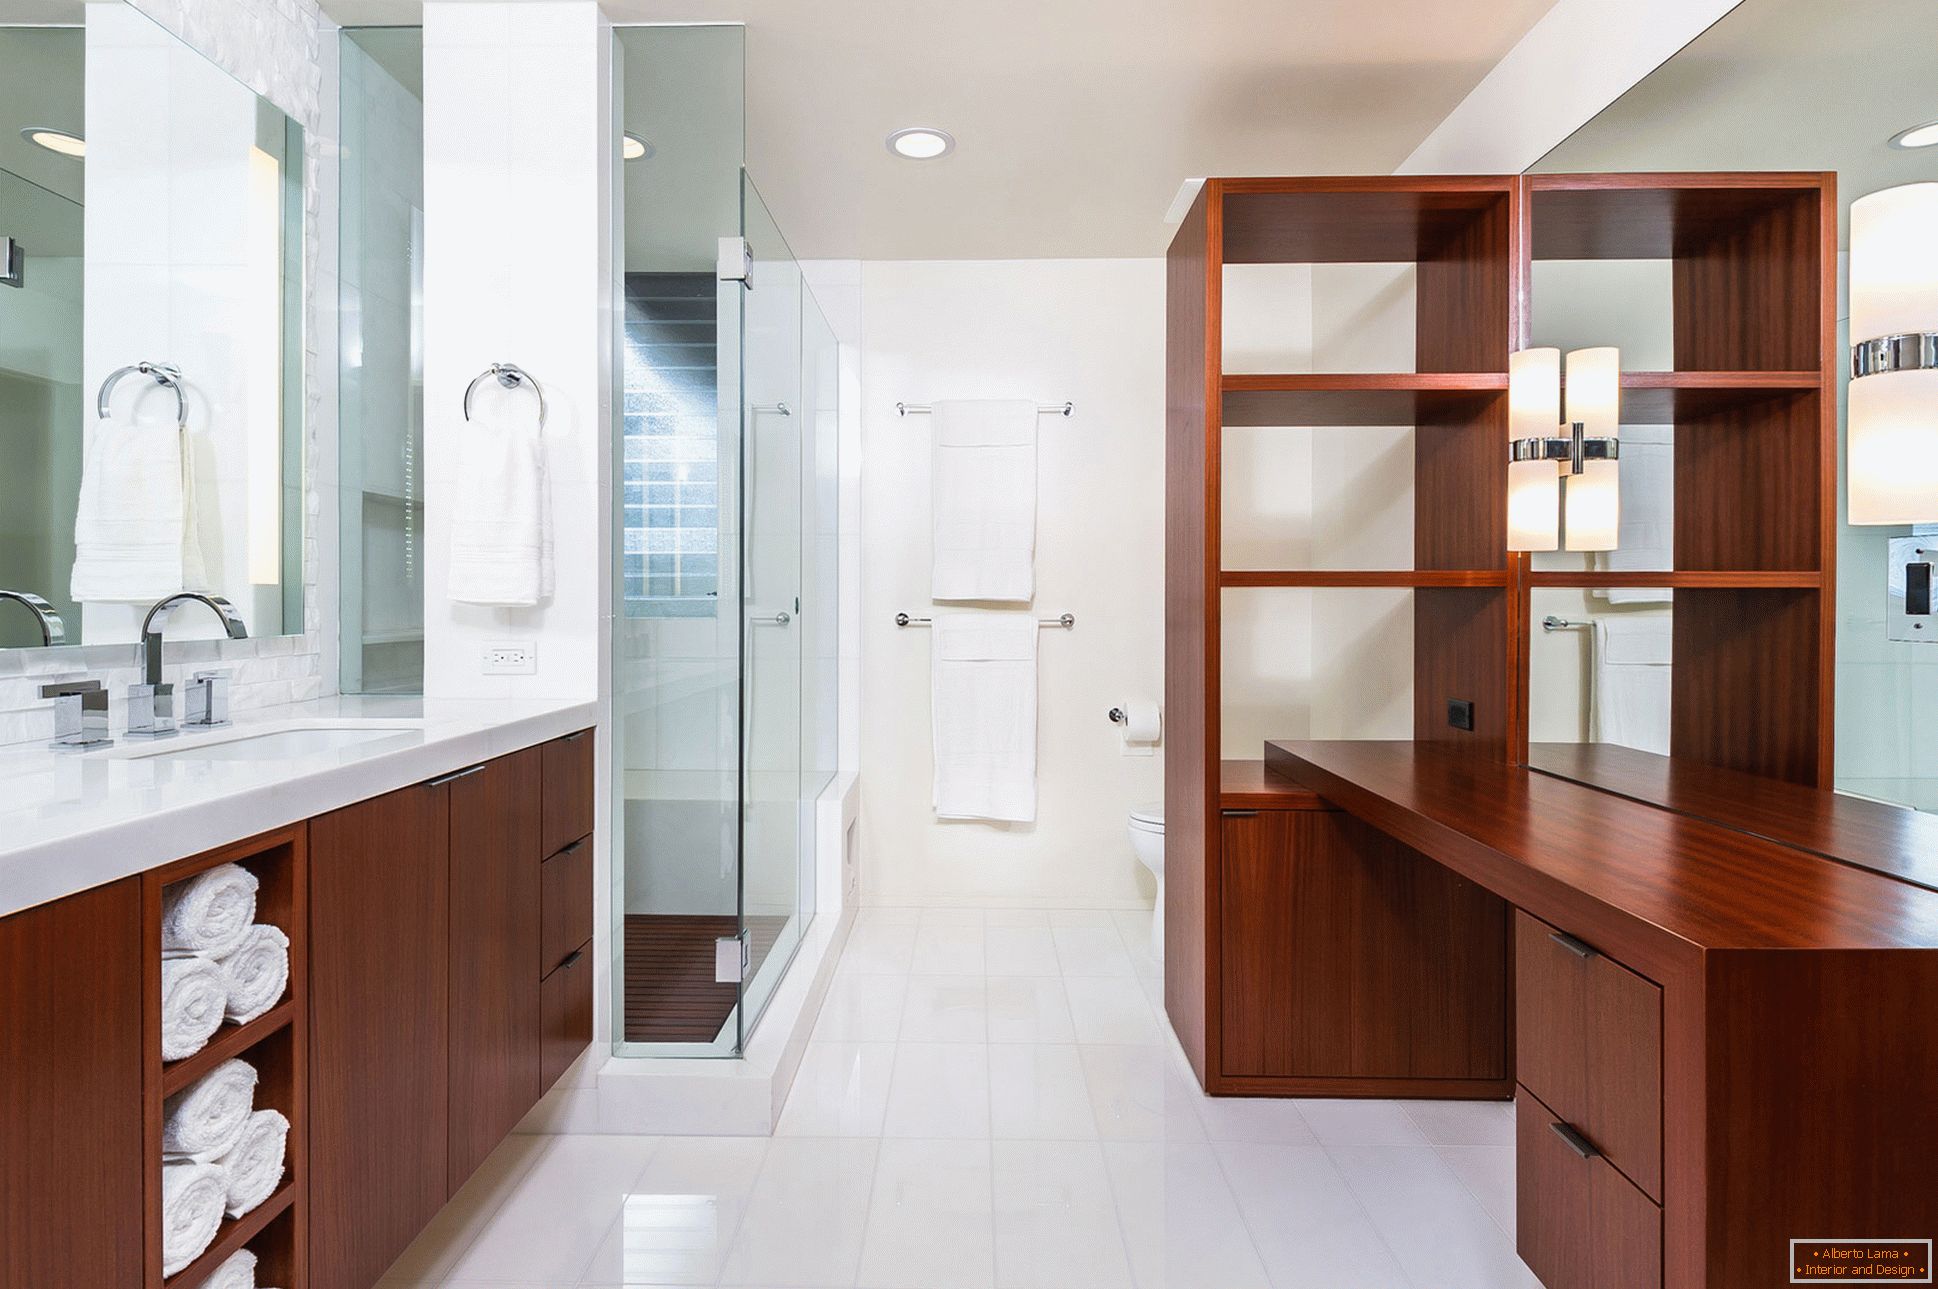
[142,824,307,1289]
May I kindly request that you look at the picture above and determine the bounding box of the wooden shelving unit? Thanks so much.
[1166,170,1839,1096]
[142,825,307,1289]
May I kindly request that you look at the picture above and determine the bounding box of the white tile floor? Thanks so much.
[380,905,1536,1289]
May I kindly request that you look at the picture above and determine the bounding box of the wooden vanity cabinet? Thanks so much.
[0,877,146,1289]
[309,777,454,1289]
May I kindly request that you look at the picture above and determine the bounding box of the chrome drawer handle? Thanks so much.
[425,764,485,787]
[558,948,585,971]
[1549,930,1599,960]
[1221,809,1258,818]
[1549,1121,1601,1160]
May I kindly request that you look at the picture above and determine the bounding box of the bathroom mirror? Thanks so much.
[0,0,305,650]
[1526,0,1938,829]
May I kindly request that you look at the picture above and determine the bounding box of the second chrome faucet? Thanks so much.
[127,593,248,739]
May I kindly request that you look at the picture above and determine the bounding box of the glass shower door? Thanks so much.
[734,174,805,1034]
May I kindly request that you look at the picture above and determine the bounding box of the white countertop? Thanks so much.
[0,695,598,918]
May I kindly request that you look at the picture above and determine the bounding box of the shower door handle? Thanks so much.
[751,610,791,626]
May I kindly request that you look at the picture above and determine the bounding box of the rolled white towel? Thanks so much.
[204,1247,257,1289]
[161,952,231,1061]
[162,1058,258,1159]
[161,1160,228,1276]
[162,863,259,958]
[218,924,289,1024]
[217,1108,289,1219]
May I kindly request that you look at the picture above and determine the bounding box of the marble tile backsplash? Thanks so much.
[0,0,333,752]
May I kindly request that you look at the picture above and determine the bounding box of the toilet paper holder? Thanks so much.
[1108,707,1128,724]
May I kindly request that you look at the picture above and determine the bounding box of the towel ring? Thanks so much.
[462,362,546,429]
[96,362,187,431]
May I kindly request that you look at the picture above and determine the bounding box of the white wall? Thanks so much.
[421,0,610,704]
[858,258,1164,909]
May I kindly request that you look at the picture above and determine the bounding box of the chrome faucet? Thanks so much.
[41,680,111,750]
[0,589,66,646]
[128,594,247,739]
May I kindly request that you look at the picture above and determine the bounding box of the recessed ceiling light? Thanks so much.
[21,126,84,158]
[886,126,954,161]
[1889,120,1938,150]
[623,133,653,161]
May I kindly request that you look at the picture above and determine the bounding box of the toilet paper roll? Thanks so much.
[1119,699,1161,743]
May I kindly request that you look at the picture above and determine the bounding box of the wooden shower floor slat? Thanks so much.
[623,913,789,1044]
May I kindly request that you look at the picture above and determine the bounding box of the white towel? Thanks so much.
[1594,425,1673,605]
[161,952,231,1062]
[447,412,553,606]
[161,1160,228,1276]
[217,1109,289,1219]
[930,399,1037,603]
[1591,616,1673,756]
[162,863,260,958]
[203,1248,257,1289]
[162,1058,258,1159]
[218,924,289,1024]
[931,611,1038,822]
[70,416,205,603]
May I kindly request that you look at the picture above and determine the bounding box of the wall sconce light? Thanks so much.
[1506,346,1621,552]
[1848,182,1938,524]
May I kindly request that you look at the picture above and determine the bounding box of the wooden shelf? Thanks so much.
[1613,370,1819,420]
[1526,570,1821,589]
[162,1000,294,1098]
[162,1180,293,1289]
[1221,372,1505,427]
[1220,176,1516,264]
[1528,172,1833,260]
[1223,569,1509,588]
[1220,759,1329,810]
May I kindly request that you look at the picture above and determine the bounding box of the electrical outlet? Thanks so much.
[483,641,537,675]
[1446,698,1475,731]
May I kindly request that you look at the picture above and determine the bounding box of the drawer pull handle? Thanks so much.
[558,948,585,971]
[1549,1121,1601,1160]
[1549,930,1599,960]
[557,839,584,856]
[563,730,588,742]
[426,764,485,788]
[1221,809,1258,818]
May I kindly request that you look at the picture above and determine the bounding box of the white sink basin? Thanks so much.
[100,720,425,761]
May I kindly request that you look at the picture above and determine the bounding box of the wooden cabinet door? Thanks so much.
[310,781,451,1289]
[0,879,145,1289]
[1517,1091,1661,1289]
[540,731,595,858]
[447,749,543,1188]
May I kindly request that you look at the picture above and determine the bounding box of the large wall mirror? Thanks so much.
[0,0,304,650]
[1524,0,1938,820]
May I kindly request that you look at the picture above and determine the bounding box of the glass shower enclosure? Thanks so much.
[612,25,838,1056]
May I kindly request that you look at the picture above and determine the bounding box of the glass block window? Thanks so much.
[623,273,720,617]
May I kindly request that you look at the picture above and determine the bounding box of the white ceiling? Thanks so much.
[1535,0,1938,248]
[324,0,1556,259]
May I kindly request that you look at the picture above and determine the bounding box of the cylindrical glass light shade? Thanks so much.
[1563,459,1620,551]
[1851,182,1938,342]
[1508,459,1560,551]
[1510,347,1561,440]
[1564,347,1620,438]
[1849,369,1938,524]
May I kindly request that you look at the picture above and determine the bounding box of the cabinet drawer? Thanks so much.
[1517,1090,1661,1289]
[540,731,595,859]
[1515,911,1662,1200]
[540,837,594,976]
[540,939,593,1090]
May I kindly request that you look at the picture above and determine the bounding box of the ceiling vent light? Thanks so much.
[623,133,653,161]
[1889,120,1938,150]
[886,126,954,160]
[21,126,84,158]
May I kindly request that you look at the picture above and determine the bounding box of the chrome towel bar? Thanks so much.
[895,612,1074,629]
[463,362,546,428]
[96,362,187,430]
[897,401,1072,418]
[1542,616,1589,632]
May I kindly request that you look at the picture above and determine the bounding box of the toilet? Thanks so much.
[1127,802,1164,962]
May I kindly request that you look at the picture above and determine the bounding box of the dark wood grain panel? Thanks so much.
[1674,392,1820,572]
[1525,570,1821,588]
[1222,569,1509,588]
[540,730,595,859]
[1415,399,1509,572]
[1221,176,1515,265]
[541,837,595,975]
[1671,587,1824,786]
[1529,172,1827,262]
[0,878,145,1289]
[1615,370,1819,421]
[447,748,543,1189]
[309,780,451,1289]
[1218,759,1328,810]
[1671,181,1823,374]
[540,940,593,1091]
[1526,742,1938,893]
[1417,181,1512,373]
[1414,587,1509,760]
[1220,373,1503,427]
[1164,179,1218,1086]
[1517,1091,1664,1289]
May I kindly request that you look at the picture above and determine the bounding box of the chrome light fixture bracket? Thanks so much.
[1510,422,1619,475]
[1853,332,1938,379]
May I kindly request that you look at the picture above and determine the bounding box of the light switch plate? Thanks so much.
[1887,536,1936,643]
[483,640,537,674]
